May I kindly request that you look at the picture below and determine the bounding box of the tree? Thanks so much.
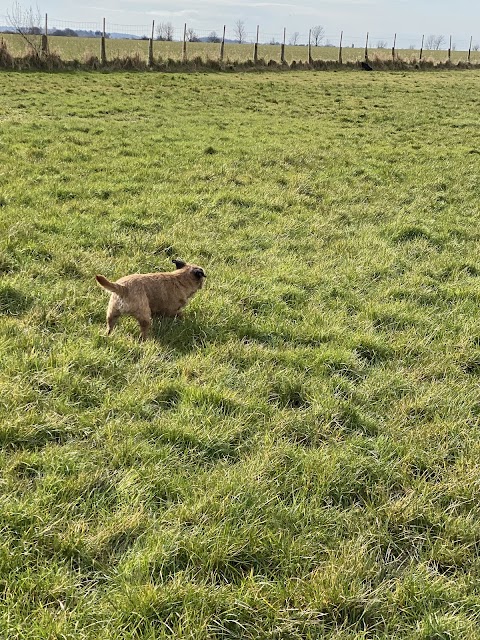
[289,31,300,45]
[234,19,246,44]
[473,43,480,51]
[6,2,43,54]
[186,28,199,42]
[311,25,325,46]
[207,31,221,43]
[156,21,173,41]
[376,40,387,49]
[424,34,445,50]
[51,28,78,37]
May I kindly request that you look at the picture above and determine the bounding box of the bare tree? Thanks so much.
[7,2,43,54]
[424,35,435,49]
[234,19,246,44]
[186,28,200,42]
[473,43,480,51]
[207,31,220,43]
[311,25,325,46]
[425,34,446,50]
[155,21,174,41]
[289,31,300,45]
[376,40,387,49]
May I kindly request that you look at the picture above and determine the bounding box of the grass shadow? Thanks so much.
[0,285,33,316]
[150,312,221,353]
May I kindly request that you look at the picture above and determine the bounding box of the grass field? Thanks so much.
[2,69,480,638]
[3,32,480,65]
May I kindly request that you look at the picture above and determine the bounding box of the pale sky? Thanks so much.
[1,0,478,48]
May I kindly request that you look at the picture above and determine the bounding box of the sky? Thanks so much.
[1,0,478,48]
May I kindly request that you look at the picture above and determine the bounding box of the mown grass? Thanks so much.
[3,32,480,65]
[2,69,480,637]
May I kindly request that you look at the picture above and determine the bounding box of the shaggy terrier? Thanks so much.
[96,259,206,339]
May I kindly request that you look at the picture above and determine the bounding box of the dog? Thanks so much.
[95,259,206,339]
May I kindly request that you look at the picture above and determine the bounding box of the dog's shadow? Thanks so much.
[150,312,219,353]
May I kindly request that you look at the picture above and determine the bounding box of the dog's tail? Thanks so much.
[95,275,127,295]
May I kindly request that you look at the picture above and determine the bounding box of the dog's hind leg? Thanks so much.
[132,296,152,340]
[106,296,122,335]
[106,310,121,335]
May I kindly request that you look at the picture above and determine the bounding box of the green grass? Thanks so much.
[3,32,480,65]
[2,69,480,637]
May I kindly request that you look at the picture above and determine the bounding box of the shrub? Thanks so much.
[0,38,13,68]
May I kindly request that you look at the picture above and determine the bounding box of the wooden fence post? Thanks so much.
[147,20,154,66]
[448,35,451,62]
[339,30,343,64]
[220,25,225,61]
[392,33,396,60]
[308,29,313,64]
[281,27,286,63]
[254,25,259,62]
[100,17,107,65]
[468,35,472,63]
[182,23,187,62]
[41,12,48,56]
[419,34,424,61]
[364,31,369,61]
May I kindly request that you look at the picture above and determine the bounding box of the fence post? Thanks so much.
[41,12,48,56]
[364,31,369,61]
[468,35,472,63]
[220,25,225,61]
[182,23,187,62]
[339,30,343,64]
[308,29,313,64]
[100,17,107,65]
[392,33,396,60]
[419,34,424,61]
[254,25,259,62]
[281,27,286,63]
[147,20,154,66]
[448,35,451,62]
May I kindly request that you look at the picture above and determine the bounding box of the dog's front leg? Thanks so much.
[138,316,152,340]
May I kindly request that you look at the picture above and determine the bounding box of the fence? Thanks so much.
[2,14,480,66]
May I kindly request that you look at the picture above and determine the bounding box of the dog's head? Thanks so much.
[172,259,207,287]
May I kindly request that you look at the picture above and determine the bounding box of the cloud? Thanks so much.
[145,8,201,17]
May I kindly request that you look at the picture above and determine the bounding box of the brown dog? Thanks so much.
[96,259,206,339]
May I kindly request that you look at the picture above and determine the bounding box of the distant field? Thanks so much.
[2,32,480,64]
[3,69,480,638]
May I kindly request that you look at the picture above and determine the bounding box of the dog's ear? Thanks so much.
[193,268,206,279]
[172,259,186,269]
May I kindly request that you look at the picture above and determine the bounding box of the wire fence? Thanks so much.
[2,14,480,65]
